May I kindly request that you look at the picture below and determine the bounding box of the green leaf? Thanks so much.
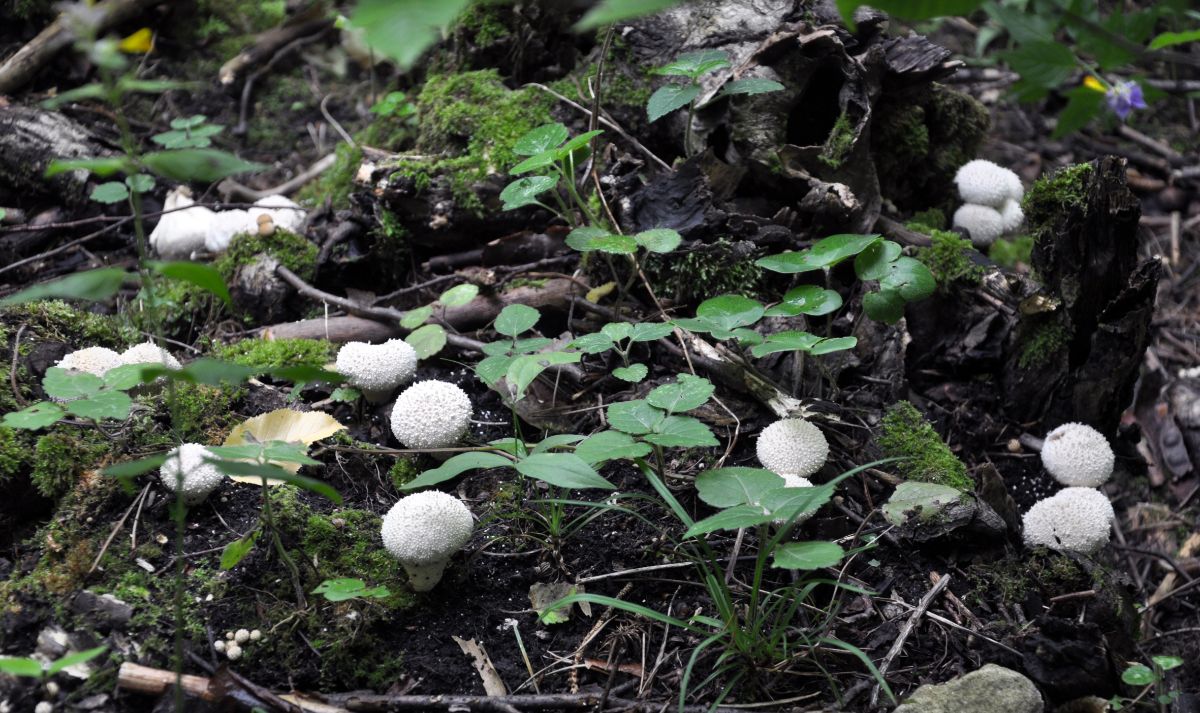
[0,656,44,677]
[475,354,515,386]
[148,261,232,307]
[755,234,881,274]
[633,228,682,254]
[1000,42,1077,91]
[720,78,785,96]
[45,156,132,178]
[1152,655,1184,671]
[606,399,664,435]
[400,305,433,329]
[171,115,207,129]
[505,351,580,398]
[0,267,129,306]
[629,323,675,342]
[565,228,637,254]
[65,390,133,421]
[41,82,107,108]
[102,453,168,479]
[601,322,633,342]
[853,239,903,281]
[43,367,104,400]
[351,0,472,69]
[312,577,390,601]
[220,530,258,570]
[772,541,844,570]
[142,149,263,182]
[879,256,936,301]
[437,283,479,307]
[643,415,718,448]
[1122,664,1156,686]
[209,459,342,504]
[514,123,569,156]
[2,401,65,430]
[495,304,540,337]
[406,323,447,359]
[554,130,604,160]
[684,504,774,537]
[90,181,129,204]
[510,150,558,175]
[574,0,681,30]
[687,295,765,333]
[647,374,714,413]
[124,173,156,193]
[647,84,702,122]
[570,332,615,354]
[159,358,257,386]
[612,364,648,382]
[654,50,730,79]
[760,482,837,522]
[882,482,966,526]
[862,289,907,324]
[401,451,513,490]
[1150,29,1200,50]
[514,453,616,490]
[530,434,587,454]
[749,331,822,357]
[764,285,843,317]
[1053,86,1105,139]
[695,467,785,507]
[45,646,107,676]
[500,175,557,210]
[574,430,652,464]
[810,336,857,355]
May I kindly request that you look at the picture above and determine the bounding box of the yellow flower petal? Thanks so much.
[118,28,154,54]
[1083,75,1106,93]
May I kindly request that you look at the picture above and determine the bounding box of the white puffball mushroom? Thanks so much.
[1022,487,1115,553]
[999,198,1024,235]
[204,209,255,253]
[381,490,475,591]
[159,443,225,506]
[55,346,122,378]
[213,640,226,652]
[249,194,306,233]
[149,187,215,259]
[756,418,829,478]
[1040,422,1115,487]
[225,631,234,640]
[955,159,1023,208]
[225,643,242,661]
[390,380,473,449]
[953,204,1005,247]
[336,340,419,403]
[234,629,250,644]
[120,341,182,370]
[35,702,53,713]
[249,629,262,641]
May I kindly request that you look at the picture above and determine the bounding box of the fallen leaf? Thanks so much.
[224,409,345,483]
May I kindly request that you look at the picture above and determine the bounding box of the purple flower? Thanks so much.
[1106,80,1147,120]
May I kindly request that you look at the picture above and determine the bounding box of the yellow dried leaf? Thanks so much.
[224,408,345,484]
[118,28,154,54]
[586,281,616,303]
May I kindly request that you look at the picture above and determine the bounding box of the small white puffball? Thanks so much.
[225,643,242,661]
[390,380,473,449]
[249,194,306,233]
[381,490,475,591]
[225,631,234,640]
[336,339,419,403]
[249,629,262,641]
[1022,487,1115,553]
[55,346,122,377]
[999,198,1024,235]
[120,341,181,370]
[756,419,829,478]
[955,159,1023,208]
[234,629,250,644]
[34,702,52,713]
[1041,422,1114,487]
[953,204,1005,247]
[213,640,226,652]
[149,187,216,259]
[159,443,225,506]
[204,209,255,252]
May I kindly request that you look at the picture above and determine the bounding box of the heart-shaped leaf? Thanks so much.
[500,176,556,210]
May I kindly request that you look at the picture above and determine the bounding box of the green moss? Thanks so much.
[819,112,855,169]
[297,142,363,211]
[0,301,130,348]
[165,383,242,444]
[32,431,106,500]
[213,338,333,370]
[214,228,318,282]
[1018,319,1070,369]
[989,235,1034,269]
[644,238,765,303]
[301,509,413,609]
[456,1,510,46]
[966,549,1086,609]
[0,427,32,485]
[877,401,972,491]
[906,208,946,232]
[916,229,985,285]
[389,457,419,489]
[1023,162,1094,243]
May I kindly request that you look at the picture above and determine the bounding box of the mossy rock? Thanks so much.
[216,228,319,282]
[877,401,973,491]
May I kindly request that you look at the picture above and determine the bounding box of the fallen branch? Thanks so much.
[870,573,951,706]
[218,8,333,86]
[218,153,337,201]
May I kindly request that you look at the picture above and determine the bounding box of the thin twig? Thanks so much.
[870,574,951,705]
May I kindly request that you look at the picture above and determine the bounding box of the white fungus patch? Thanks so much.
[1022,486,1115,553]
[952,204,1005,247]
[999,197,1025,234]
[204,209,254,253]
[120,341,182,370]
[55,346,122,377]
[149,187,215,259]
[1040,422,1114,487]
[336,339,418,402]
[954,159,1023,208]
[390,380,473,449]
[756,419,829,478]
[381,490,475,591]
[248,194,306,233]
[159,443,226,506]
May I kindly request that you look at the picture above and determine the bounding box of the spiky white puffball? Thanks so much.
[335,339,418,403]
[248,194,306,233]
[149,187,216,259]
[390,380,473,449]
[204,209,255,252]
[120,341,182,370]
[775,473,817,526]
[1022,487,1114,553]
[999,198,1024,235]
[756,419,829,478]
[1040,422,1114,487]
[381,490,475,591]
[954,159,1023,208]
[159,443,225,506]
[953,204,1005,247]
[55,346,122,377]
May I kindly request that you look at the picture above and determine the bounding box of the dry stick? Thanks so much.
[218,152,337,201]
[89,483,151,574]
[869,573,951,706]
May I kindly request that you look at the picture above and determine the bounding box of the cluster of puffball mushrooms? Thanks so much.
[952,158,1025,247]
[148,187,307,259]
[1022,422,1117,554]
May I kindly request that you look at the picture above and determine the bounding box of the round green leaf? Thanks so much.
[2,401,65,430]
[720,78,785,96]
[880,256,937,301]
[695,467,784,508]
[612,363,648,383]
[438,283,479,307]
[606,399,663,435]
[501,176,556,210]
[124,173,156,193]
[634,228,682,254]
[90,182,129,204]
[43,367,104,400]
[495,304,540,337]
[647,374,714,413]
[405,323,447,358]
[862,289,906,324]
[647,84,702,122]
[810,336,857,355]
[692,294,765,332]
[514,123,568,156]
[749,331,822,358]
[765,285,843,317]
[772,541,844,570]
[756,234,882,274]
[142,149,264,182]
[65,390,133,421]
[853,239,903,281]
[1122,664,1156,686]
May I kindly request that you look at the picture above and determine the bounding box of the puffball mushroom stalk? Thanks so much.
[390,380,473,449]
[952,159,1025,247]
[159,443,226,506]
[1040,422,1114,487]
[756,418,829,478]
[381,490,475,591]
[1022,487,1115,553]
[335,339,419,403]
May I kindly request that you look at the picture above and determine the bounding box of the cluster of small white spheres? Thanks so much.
[213,628,263,661]
[149,186,307,258]
[1022,487,1115,553]
[756,418,829,478]
[55,346,123,377]
[952,159,1025,247]
[1041,422,1114,487]
[159,443,226,505]
[335,339,418,403]
[390,380,473,449]
[381,490,475,591]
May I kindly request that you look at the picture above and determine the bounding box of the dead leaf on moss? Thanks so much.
[223,408,345,483]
